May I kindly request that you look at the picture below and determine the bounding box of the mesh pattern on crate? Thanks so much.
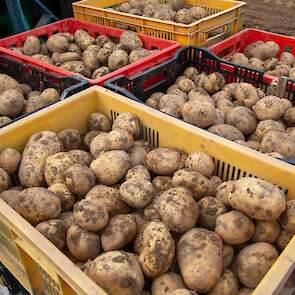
[38,265,62,295]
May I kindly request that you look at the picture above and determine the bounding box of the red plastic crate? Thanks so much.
[0,18,180,85]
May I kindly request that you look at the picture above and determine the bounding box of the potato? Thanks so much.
[32,54,53,64]
[128,145,149,167]
[101,213,137,251]
[280,52,295,66]
[167,85,188,100]
[90,150,130,185]
[146,96,160,109]
[208,124,245,141]
[284,106,295,126]
[68,150,92,167]
[216,99,234,115]
[190,6,206,20]
[15,187,61,224]
[226,106,257,135]
[59,211,75,230]
[290,67,295,79]
[135,220,175,277]
[108,129,134,151]
[264,58,278,71]
[27,91,40,98]
[48,183,75,212]
[253,96,285,120]
[129,49,150,63]
[65,164,95,197]
[0,189,21,209]
[207,269,238,295]
[152,176,172,194]
[151,272,185,295]
[228,177,286,221]
[19,131,61,187]
[249,57,264,70]
[125,165,151,181]
[286,126,295,136]
[211,109,225,125]
[159,94,186,118]
[177,228,223,293]
[0,148,21,174]
[261,131,295,157]
[275,228,293,250]
[46,35,68,53]
[22,35,40,56]
[146,148,183,175]
[86,251,144,295]
[119,31,143,52]
[94,35,110,47]
[215,181,235,207]
[215,210,254,245]
[157,187,198,233]
[68,43,82,55]
[238,288,254,295]
[177,78,195,93]
[222,244,234,270]
[0,74,23,94]
[251,220,281,244]
[60,60,91,77]
[56,32,74,43]
[172,169,212,201]
[183,67,199,80]
[264,41,280,59]
[198,197,227,230]
[82,49,100,72]
[170,289,197,295]
[66,224,101,261]
[11,47,23,54]
[203,73,226,94]
[279,200,295,234]
[36,219,66,249]
[120,178,154,209]
[153,10,173,21]
[74,199,108,231]
[255,119,285,140]
[108,49,129,71]
[89,133,111,157]
[212,90,232,102]
[182,99,216,128]
[237,242,278,288]
[85,184,129,216]
[118,2,131,12]
[0,116,12,127]
[209,175,222,196]
[234,83,259,108]
[112,112,140,138]
[86,113,111,133]
[73,30,94,50]
[0,89,24,117]
[175,8,193,24]
[56,129,81,151]
[39,88,59,104]
[168,0,184,10]
[230,53,249,66]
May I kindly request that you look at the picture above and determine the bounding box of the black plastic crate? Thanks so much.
[0,52,88,128]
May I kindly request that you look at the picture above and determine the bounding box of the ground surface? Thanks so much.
[243,0,295,36]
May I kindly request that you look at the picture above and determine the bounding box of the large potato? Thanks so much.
[101,214,137,251]
[208,124,245,141]
[68,149,92,166]
[134,221,175,278]
[253,96,285,120]
[228,177,286,221]
[0,74,23,94]
[251,220,281,243]
[234,83,259,108]
[280,200,295,233]
[46,35,69,53]
[255,119,285,140]
[0,89,24,117]
[18,131,61,187]
[108,50,129,71]
[23,35,40,56]
[57,129,81,151]
[151,272,185,295]
[74,30,94,50]
[157,187,199,233]
[237,242,278,288]
[112,112,141,138]
[125,165,151,181]
[177,228,223,293]
[86,251,144,295]
[15,187,61,224]
[88,112,111,132]
[203,72,226,94]
[119,31,143,51]
[215,181,235,207]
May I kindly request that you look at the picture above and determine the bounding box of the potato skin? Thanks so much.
[152,176,172,194]
[15,187,61,224]
[253,96,285,120]
[36,219,66,249]
[125,165,151,181]
[151,272,185,295]
[86,251,144,295]
[48,183,75,212]
[275,228,293,250]
[59,211,75,230]
[228,177,286,221]
[251,220,281,243]
[177,228,223,293]
[0,89,24,117]
[222,245,234,270]
[0,168,11,193]
[0,189,21,209]
[237,242,278,288]
[112,112,141,138]
[119,31,143,51]
[88,112,111,132]
[18,131,61,187]
[279,200,295,233]
[74,30,94,50]
[255,119,285,141]
[23,35,40,56]
[208,124,245,141]
[66,224,101,262]
[47,35,69,53]
[135,221,175,278]
[57,129,81,151]
[234,83,259,108]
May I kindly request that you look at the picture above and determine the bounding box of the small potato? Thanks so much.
[223,83,238,96]
[74,30,94,50]
[125,165,151,181]
[230,53,249,66]
[188,92,215,106]
[0,148,21,174]
[172,169,212,201]
[222,245,234,270]
[283,106,295,126]
[234,83,259,108]
[120,178,154,209]
[203,72,226,94]
[97,48,112,65]
[152,176,172,194]
[108,129,134,150]
[86,251,144,295]
[184,151,214,178]
[215,210,254,245]
[212,91,232,102]
[215,181,235,207]
[212,109,225,125]
[15,187,61,224]
[151,272,185,295]
[178,78,195,93]
[89,133,111,157]
[249,57,264,70]
[68,149,93,166]
[66,224,101,261]
[208,124,245,141]
[255,119,285,141]
[264,58,278,71]
[157,187,199,233]
[191,6,206,20]
[48,183,75,212]
[40,88,59,104]
[46,35,69,53]
[207,269,238,295]
[170,290,198,295]
[146,148,182,175]
[146,96,159,109]
[183,67,199,79]
[167,86,188,100]
[228,177,286,221]
[57,129,81,151]
[275,228,293,250]
[129,49,150,63]
[59,211,75,230]
[253,96,285,120]
[286,127,295,136]
[90,150,130,185]
[128,144,149,167]
[36,219,66,249]
[108,50,129,71]
[32,54,53,64]
[237,242,278,288]
[168,0,185,10]
[23,35,40,56]
[68,43,82,55]
[175,8,193,24]
[57,32,74,42]
[74,199,109,231]
[112,112,140,138]
[95,35,111,47]
[216,99,234,115]
[120,31,143,51]
[226,106,257,135]
[198,197,227,230]
[238,288,254,295]
[0,189,20,209]
[65,164,95,197]
[25,95,48,113]
[135,220,175,278]
[182,99,216,128]
[251,220,281,243]
[0,89,24,117]
[264,41,280,59]
[280,200,295,233]
[280,52,295,66]
[92,66,111,79]
[159,94,186,118]
[210,175,223,195]
[177,228,223,293]
[88,112,111,132]
[0,74,23,94]
[101,214,137,251]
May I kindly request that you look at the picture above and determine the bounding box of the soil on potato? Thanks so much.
[243,0,295,36]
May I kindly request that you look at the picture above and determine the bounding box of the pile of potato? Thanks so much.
[145,68,295,158]
[0,73,60,127]
[11,30,158,80]
[110,0,207,24]
[227,40,295,79]
[0,111,294,295]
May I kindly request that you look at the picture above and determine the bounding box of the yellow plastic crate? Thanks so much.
[73,0,245,47]
[0,86,295,295]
